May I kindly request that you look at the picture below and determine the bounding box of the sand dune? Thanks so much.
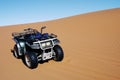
[0,8,120,80]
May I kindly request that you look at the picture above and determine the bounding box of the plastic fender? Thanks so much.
[16,42,26,56]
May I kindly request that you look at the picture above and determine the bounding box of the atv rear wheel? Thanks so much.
[53,45,64,61]
[22,51,38,69]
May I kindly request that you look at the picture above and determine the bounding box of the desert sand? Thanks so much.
[0,8,120,80]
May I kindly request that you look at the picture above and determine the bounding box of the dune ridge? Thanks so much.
[0,8,120,80]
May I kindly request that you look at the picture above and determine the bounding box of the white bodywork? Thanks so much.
[16,42,26,56]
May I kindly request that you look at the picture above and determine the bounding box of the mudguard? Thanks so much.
[16,41,26,56]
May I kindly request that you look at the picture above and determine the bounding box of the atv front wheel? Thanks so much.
[22,51,38,69]
[53,45,64,61]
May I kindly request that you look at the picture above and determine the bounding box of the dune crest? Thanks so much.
[0,8,120,80]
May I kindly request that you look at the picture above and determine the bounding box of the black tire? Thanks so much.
[53,45,64,61]
[13,45,21,59]
[22,51,38,69]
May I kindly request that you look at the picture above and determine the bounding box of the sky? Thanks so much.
[0,0,120,26]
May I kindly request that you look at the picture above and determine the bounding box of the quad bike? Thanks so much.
[11,26,64,69]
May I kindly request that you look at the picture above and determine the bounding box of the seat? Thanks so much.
[42,33,49,39]
[35,32,42,39]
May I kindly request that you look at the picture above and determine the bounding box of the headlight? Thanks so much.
[41,41,53,49]
[41,43,46,48]
[46,42,51,46]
